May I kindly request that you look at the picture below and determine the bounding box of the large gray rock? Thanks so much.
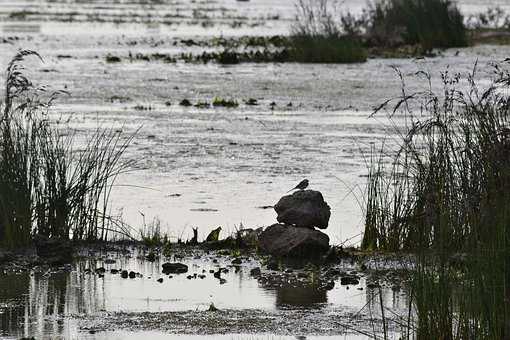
[274,190,331,229]
[259,223,330,258]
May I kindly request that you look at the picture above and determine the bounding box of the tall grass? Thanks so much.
[289,0,367,63]
[366,0,467,50]
[362,62,510,338]
[0,50,133,248]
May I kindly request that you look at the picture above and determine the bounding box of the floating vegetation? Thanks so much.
[212,97,239,108]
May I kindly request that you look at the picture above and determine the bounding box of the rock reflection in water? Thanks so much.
[275,285,327,308]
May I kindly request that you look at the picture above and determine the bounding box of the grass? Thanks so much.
[0,50,133,248]
[362,62,510,338]
[289,0,367,63]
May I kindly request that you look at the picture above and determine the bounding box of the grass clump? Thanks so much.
[362,62,510,338]
[289,0,367,63]
[0,51,133,248]
[366,0,467,50]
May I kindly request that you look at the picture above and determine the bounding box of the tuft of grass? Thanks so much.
[0,50,133,248]
[139,216,170,247]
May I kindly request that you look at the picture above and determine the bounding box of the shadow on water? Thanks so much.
[275,286,327,308]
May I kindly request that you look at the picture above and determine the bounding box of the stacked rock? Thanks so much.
[259,190,331,259]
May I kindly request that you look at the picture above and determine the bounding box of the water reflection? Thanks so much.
[2,24,41,33]
[0,254,409,339]
[275,286,327,308]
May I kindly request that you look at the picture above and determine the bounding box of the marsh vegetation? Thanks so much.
[362,61,510,338]
[0,51,133,248]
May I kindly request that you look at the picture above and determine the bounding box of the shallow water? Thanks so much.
[0,248,408,339]
[0,0,507,338]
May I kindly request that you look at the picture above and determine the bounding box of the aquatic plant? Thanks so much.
[0,50,133,248]
[362,62,510,338]
[140,215,171,247]
[212,97,238,108]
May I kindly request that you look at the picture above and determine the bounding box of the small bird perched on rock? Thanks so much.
[287,179,309,193]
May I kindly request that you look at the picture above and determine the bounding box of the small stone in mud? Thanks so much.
[250,267,261,277]
[129,271,136,279]
[121,270,128,278]
[95,267,106,274]
[198,274,206,279]
[231,258,242,265]
[322,280,335,290]
[219,278,227,284]
[340,276,360,286]
[209,269,215,273]
[157,278,164,283]
[111,269,119,274]
[245,98,258,105]
[186,275,193,280]
[179,99,192,106]
[162,262,188,274]
[165,101,172,106]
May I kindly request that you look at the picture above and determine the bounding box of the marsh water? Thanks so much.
[0,0,509,338]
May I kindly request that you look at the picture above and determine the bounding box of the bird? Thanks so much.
[287,179,309,193]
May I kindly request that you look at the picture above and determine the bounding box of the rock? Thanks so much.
[110,269,119,274]
[121,270,129,278]
[179,99,192,106]
[162,262,188,274]
[266,258,280,271]
[34,235,73,265]
[259,224,330,258]
[231,258,242,265]
[274,190,331,229]
[205,227,222,242]
[95,267,106,274]
[250,267,261,277]
[340,275,360,286]
[129,271,136,279]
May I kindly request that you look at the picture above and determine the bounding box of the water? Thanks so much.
[0,0,507,338]
[0,248,408,339]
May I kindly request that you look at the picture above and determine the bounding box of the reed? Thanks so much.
[0,50,133,248]
[362,61,510,338]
